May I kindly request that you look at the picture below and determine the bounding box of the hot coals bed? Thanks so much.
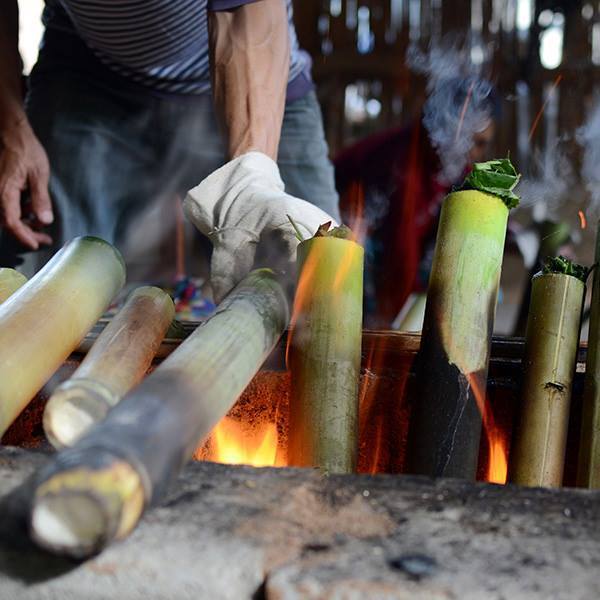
[1,329,599,599]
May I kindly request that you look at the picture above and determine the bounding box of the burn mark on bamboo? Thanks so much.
[407,311,486,480]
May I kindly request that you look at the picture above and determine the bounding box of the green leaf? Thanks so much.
[460,158,521,209]
[542,255,590,283]
[287,215,306,242]
[313,222,354,240]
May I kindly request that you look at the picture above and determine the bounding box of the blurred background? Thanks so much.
[16,1,600,333]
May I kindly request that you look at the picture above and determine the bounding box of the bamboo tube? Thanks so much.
[394,292,427,332]
[407,159,519,480]
[288,225,364,473]
[44,286,175,449]
[509,259,587,488]
[0,268,27,303]
[579,223,600,488]
[0,237,125,437]
[513,220,571,336]
[29,269,289,558]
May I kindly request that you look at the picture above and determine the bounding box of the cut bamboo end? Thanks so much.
[288,233,364,474]
[31,459,145,558]
[43,286,174,448]
[0,268,27,303]
[0,236,126,437]
[28,269,289,558]
[44,379,118,449]
[509,271,585,488]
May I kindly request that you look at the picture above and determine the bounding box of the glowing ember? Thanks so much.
[487,428,508,484]
[467,373,508,484]
[578,210,587,229]
[528,74,563,141]
[206,417,284,468]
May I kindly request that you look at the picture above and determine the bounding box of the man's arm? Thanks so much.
[0,0,52,249]
[209,0,290,160]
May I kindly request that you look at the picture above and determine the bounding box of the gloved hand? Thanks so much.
[184,151,338,302]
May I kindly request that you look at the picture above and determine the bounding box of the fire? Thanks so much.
[467,373,508,484]
[578,210,587,229]
[285,238,325,366]
[207,416,284,467]
[528,74,563,141]
[345,181,368,245]
[487,427,508,484]
[358,343,383,474]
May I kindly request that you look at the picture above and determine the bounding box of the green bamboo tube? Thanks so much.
[0,237,125,437]
[29,269,289,558]
[44,286,175,449]
[579,223,600,488]
[0,268,27,303]
[396,293,427,332]
[288,228,364,473]
[407,159,519,480]
[510,259,586,488]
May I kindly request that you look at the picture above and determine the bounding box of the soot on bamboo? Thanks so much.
[407,159,520,480]
[29,269,289,558]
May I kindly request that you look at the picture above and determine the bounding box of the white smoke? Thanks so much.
[515,143,576,222]
[577,99,600,215]
[407,39,495,184]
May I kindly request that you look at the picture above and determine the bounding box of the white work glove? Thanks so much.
[184,151,338,302]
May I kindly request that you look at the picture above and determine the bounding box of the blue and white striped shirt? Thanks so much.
[42,0,313,99]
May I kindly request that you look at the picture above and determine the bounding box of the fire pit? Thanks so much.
[1,328,599,599]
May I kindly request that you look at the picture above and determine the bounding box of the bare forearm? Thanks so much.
[0,1,26,131]
[209,0,290,160]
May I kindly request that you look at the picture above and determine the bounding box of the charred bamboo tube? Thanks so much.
[287,225,363,473]
[0,268,27,303]
[43,286,175,448]
[29,269,289,558]
[407,159,520,479]
[579,225,600,488]
[509,258,587,487]
[0,237,125,437]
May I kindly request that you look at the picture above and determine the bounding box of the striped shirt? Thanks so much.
[42,0,313,99]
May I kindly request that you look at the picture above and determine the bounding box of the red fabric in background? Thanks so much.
[335,122,449,326]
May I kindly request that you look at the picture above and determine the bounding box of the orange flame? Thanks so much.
[467,373,508,484]
[358,343,384,474]
[578,210,587,229]
[528,74,563,142]
[345,181,368,246]
[285,239,325,366]
[207,416,284,467]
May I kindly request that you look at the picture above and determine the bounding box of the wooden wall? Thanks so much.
[293,1,600,164]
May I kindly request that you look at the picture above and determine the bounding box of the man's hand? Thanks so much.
[184,152,338,302]
[0,116,53,250]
